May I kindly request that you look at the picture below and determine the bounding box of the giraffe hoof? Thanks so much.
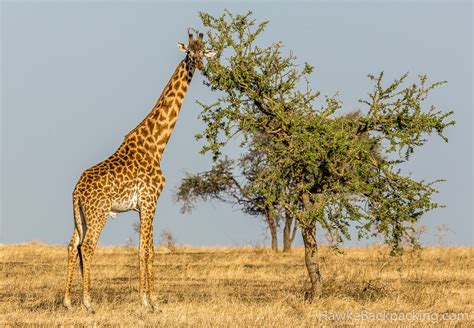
[83,302,95,314]
[85,306,96,314]
[151,303,162,313]
[63,299,72,310]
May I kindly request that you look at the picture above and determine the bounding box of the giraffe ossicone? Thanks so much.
[63,31,214,313]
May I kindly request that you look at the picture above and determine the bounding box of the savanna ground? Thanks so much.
[0,242,472,327]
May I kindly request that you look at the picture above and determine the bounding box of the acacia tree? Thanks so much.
[195,10,455,299]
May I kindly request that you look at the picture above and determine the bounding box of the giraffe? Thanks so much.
[63,31,215,313]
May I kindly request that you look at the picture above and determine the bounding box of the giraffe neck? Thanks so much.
[126,57,195,161]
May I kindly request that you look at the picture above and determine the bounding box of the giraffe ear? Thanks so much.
[204,49,216,58]
[177,43,188,53]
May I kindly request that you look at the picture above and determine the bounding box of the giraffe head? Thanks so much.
[177,31,215,70]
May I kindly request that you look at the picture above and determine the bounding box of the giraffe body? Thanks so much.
[63,32,214,312]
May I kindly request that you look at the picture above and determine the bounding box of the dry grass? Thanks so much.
[0,243,472,327]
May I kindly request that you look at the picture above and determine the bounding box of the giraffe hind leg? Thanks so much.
[63,195,84,310]
[77,201,87,276]
[79,205,108,314]
[63,228,80,310]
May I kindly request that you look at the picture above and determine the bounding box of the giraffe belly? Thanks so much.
[110,188,139,217]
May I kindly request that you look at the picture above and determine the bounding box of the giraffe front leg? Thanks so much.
[138,233,149,309]
[138,199,157,311]
[147,185,164,312]
[147,236,161,312]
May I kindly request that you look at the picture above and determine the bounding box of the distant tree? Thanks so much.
[195,10,455,299]
[175,140,298,251]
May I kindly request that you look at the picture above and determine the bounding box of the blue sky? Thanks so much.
[1,1,472,246]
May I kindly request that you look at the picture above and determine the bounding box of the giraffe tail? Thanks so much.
[73,194,85,274]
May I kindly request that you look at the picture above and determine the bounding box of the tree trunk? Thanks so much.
[265,209,278,251]
[283,215,292,252]
[301,221,322,300]
[283,211,297,252]
[300,193,323,300]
